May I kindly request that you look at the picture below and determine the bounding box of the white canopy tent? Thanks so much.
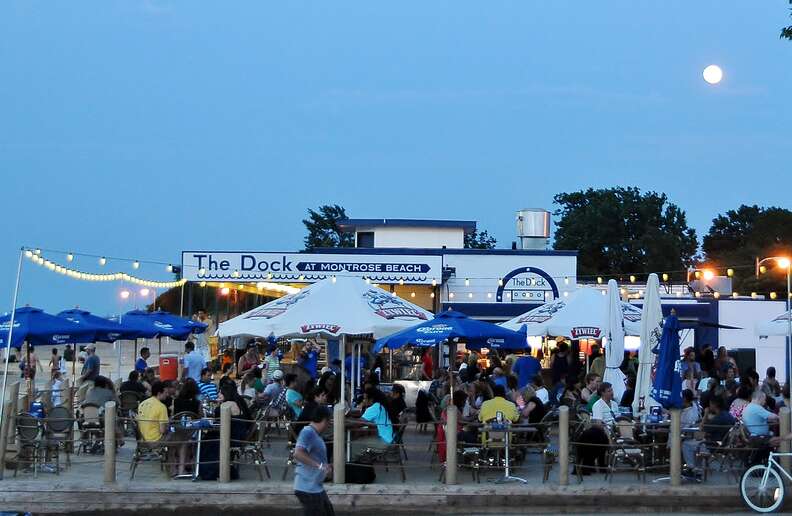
[634,273,663,415]
[603,279,626,403]
[501,286,643,338]
[756,310,792,338]
[217,276,434,401]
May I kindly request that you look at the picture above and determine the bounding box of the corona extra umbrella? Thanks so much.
[373,309,527,352]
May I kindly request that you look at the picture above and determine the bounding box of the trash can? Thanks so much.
[159,354,179,381]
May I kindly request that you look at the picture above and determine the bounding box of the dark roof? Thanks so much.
[305,247,577,257]
[338,218,476,234]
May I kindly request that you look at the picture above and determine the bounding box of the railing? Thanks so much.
[0,382,788,488]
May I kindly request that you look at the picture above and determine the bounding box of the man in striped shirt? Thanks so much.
[264,346,281,382]
[198,368,218,400]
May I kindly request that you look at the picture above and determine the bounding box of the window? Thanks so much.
[356,232,375,248]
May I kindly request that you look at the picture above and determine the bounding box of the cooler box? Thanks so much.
[159,354,179,381]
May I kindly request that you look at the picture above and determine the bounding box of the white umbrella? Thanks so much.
[500,287,642,339]
[634,273,663,415]
[756,310,792,338]
[217,276,434,339]
[603,280,627,403]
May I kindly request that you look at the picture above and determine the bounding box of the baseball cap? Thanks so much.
[273,370,284,380]
[85,343,96,351]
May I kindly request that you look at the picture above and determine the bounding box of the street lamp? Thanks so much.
[758,256,792,385]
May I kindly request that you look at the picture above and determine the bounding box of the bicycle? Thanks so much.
[740,451,792,513]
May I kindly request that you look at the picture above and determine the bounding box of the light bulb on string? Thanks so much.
[24,250,32,258]
[99,257,106,266]
[498,278,503,287]
[66,253,74,262]
[34,249,41,256]
[166,264,173,272]
[132,261,140,270]
[465,278,470,286]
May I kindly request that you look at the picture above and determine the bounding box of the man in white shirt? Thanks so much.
[182,341,207,383]
[592,382,619,426]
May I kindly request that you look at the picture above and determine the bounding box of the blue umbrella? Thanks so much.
[0,306,93,349]
[373,309,527,353]
[110,310,206,340]
[57,308,140,343]
[650,314,683,409]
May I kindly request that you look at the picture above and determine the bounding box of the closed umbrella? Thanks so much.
[603,280,627,403]
[650,314,683,409]
[634,274,663,415]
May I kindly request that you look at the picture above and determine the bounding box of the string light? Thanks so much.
[498,278,503,287]
[25,251,187,288]
[166,264,173,272]
[332,275,337,283]
[727,268,734,277]
[662,273,669,282]
[564,276,569,285]
[120,290,130,300]
[597,277,603,284]
[468,292,473,298]
[449,292,455,299]
[200,281,207,287]
[732,292,739,298]
[487,293,492,299]
[410,292,416,298]
[132,261,140,270]
[431,279,437,287]
[465,278,470,286]
[713,292,720,299]
[430,292,435,298]
[24,250,33,258]
[67,253,74,262]
[770,292,778,300]
[399,279,404,286]
[629,275,636,283]
[232,270,240,278]
[99,257,107,266]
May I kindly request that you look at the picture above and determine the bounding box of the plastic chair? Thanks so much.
[44,405,75,472]
[119,391,144,436]
[77,403,104,455]
[14,412,41,477]
[130,423,168,480]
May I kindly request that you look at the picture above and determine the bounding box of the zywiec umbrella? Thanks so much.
[218,276,434,406]
[500,287,642,338]
[603,280,627,403]
[756,309,792,337]
[373,309,527,353]
[634,273,663,415]
[1,307,93,349]
[217,276,433,340]
[650,314,683,409]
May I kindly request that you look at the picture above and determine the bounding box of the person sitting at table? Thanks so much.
[347,386,394,459]
[490,367,508,391]
[576,382,617,475]
[216,381,254,443]
[284,374,304,420]
[261,369,285,404]
[387,383,407,425]
[198,368,218,401]
[141,367,157,396]
[137,381,172,443]
[532,375,550,406]
[681,395,735,478]
[762,366,782,399]
[729,384,753,420]
[84,375,119,408]
[173,378,201,416]
[317,370,339,405]
[680,389,701,428]
[743,390,779,438]
[581,373,601,404]
[519,385,547,425]
[239,372,257,400]
[479,385,519,424]
[120,370,148,397]
[296,386,329,434]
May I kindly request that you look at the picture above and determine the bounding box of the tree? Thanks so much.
[552,187,698,277]
[302,204,355,250]
[783,0,792,40]
[464,229,497,249]
[702,205,792,294]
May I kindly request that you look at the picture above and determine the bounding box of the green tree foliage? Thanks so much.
[703,205,792,294]
[464,229,497,249]
[303,204,355,250]
[552,187,698,277]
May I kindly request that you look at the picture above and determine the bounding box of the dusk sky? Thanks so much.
[2,1,790,315]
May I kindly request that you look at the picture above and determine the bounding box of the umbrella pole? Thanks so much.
[134,339,138,368]
[340,335,346,405]
[0,249,24,432]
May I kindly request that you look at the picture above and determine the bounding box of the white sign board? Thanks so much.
[181,251,442,285]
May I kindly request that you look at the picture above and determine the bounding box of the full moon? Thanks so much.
[703,64,723,85]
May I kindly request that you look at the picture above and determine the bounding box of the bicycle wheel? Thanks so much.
[741,464,785,513]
